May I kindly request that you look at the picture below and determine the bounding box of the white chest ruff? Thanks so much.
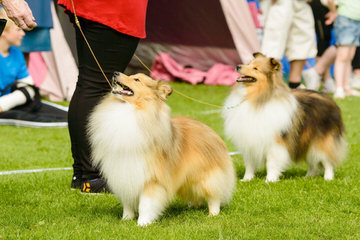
[223,91,297,157]
[88,102,150,207]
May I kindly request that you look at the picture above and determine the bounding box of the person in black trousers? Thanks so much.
[67,16,140,193]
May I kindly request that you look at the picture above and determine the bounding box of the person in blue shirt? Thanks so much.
[0,7,35,112]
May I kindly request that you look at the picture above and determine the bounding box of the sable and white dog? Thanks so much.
[222,53,347,182]
[87,72,236,226]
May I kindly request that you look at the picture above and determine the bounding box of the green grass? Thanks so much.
[1,82,360,239]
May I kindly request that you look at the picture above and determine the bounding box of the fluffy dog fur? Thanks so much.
[87,73,236,226]
[222,53,347,182]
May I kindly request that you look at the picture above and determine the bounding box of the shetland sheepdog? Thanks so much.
[222,53,346,182]
[87,72,236,226]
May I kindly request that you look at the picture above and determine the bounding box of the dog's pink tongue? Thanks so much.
[121,90,132,95]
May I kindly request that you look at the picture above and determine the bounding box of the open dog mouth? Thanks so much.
[112,81,134,96]
[236,75,256,83]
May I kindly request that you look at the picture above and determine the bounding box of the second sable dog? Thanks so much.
[223,53,347,182]
[87,72,236,226]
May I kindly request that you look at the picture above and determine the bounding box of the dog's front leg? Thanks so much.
[242,155,256,181]
[137,183,168,226]
[266,144,290,182]
[122,202,136,221]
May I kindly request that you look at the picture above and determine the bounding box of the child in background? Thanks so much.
[326,0,360,99]
[260,0,317,89]
[0,7,35,112]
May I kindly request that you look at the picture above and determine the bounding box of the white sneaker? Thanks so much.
[302,68,321,90]
[351,75,360,89]
[323,78,336,93]
[345,88,360,97]
[297,83,306,89]
[334,87,345,99]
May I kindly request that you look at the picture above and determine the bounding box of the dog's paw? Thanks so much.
[122,208,135,220]
[137,216,154,227]
[241,176,254,182]
[324,174,334,181]
[122,214,135,221]
[265,177,279,183]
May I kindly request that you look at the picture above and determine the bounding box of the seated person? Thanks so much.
[0,7,36,113]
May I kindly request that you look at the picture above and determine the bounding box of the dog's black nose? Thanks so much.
[113,71,121,76]
[236,65,241,72]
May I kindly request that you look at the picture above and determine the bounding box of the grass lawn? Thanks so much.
[1,82,360,239]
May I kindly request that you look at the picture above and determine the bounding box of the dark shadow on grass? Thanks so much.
[237,167,310,181]
[162,201,207,219]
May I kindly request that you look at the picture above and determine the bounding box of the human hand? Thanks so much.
[325,11,337,25]
[1,0,37,30]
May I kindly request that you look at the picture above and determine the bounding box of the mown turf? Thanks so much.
[1,82,359,239]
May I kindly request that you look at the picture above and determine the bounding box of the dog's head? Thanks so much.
[111,72,173,106]
[235,52,282,86]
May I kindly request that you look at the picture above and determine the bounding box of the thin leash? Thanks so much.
[70,0,237,110]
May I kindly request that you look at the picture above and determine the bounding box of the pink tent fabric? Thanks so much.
[151,53,239,86]
[28,52,47,87]
[204,63,240,86]
[150,53,206,85]
[28,3,77,101]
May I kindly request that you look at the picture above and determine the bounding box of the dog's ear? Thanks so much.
[157,81,173,101]
[253,52,264,58]
[269,58,281,71]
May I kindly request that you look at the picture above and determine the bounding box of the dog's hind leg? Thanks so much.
[322,160,334,180]
[266,144,290,182]
[137,183,169,226]
[307,149,334,180]
[305,158,320,177]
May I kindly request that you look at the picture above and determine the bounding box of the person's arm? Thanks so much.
[0,76,35,112]
[0,0,37,30]
[325,0,337,25]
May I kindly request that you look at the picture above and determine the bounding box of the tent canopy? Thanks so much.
[30,0,261,101]
[127,0,261,73]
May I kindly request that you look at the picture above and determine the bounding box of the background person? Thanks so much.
[302,0,336,92]
[0,8,35,113]
[260,0,317,89]
[326,0,360,99]
[0,0,36,31]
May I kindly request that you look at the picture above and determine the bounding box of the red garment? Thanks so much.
[57,0,148,38]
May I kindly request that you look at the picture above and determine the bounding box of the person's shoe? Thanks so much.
[334,87,345,99]
[345,87,360,97]
[351,75,360,89]
[297,83,306,89]
[302,68,321,91]
[323,78,336,93]
[71,175,84,190]
[81,178,110,194]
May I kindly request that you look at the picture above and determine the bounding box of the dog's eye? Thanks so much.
[134,78,140,82]
[254,67,258,71]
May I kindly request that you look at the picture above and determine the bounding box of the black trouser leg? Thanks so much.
[68,17,139,179]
